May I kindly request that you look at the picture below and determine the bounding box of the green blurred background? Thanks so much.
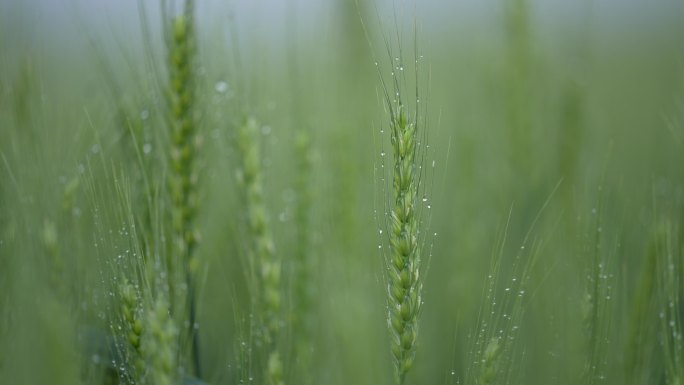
[1,0,683,384]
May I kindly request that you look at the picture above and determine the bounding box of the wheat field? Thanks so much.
[0,1,683,385]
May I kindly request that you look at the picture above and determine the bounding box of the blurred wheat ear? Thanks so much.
[165,0,202,377]
[236,117,283,385]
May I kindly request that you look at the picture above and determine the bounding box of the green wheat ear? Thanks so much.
[165,0,202,377]
[384,85,424,385]
[291,128,315,384]
[168,7,200,274]
[478,337,501,385]
[236,117,283,385]
[367,21,430,383]
[120,280,143,363]
[143,296,179,385]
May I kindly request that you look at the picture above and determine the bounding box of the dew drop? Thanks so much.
[215,80,229,94]
[261,125,272,135]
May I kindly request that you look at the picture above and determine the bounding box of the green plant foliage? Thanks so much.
[0,1,683,385]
